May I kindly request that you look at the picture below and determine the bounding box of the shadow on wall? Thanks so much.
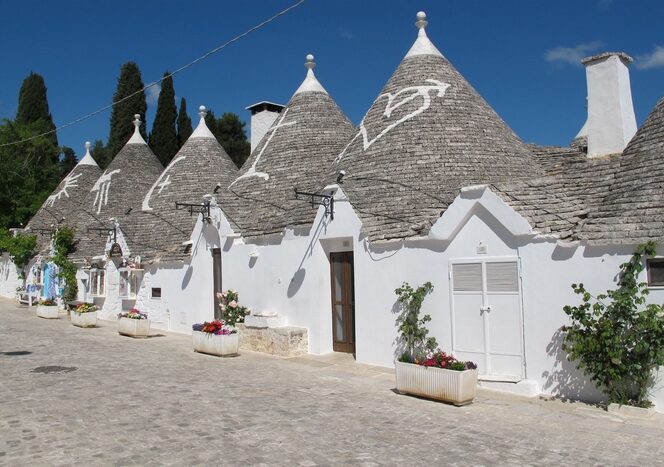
[182,266,194,289]
[391,299,407,362]
[542,327,605,404]
[287,268,306,298]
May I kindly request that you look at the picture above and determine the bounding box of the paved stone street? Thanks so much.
[1,298,663,466]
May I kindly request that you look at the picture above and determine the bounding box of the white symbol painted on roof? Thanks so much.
[230,108,296,187]
[90,169,121,214]
[142,156,186,211]
[45,172,83,207]
[335,79,450,164]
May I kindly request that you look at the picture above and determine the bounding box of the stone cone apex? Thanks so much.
[190,105,216,139]
[293,54,328,96]
[405,11,443,59]
[127,114,147,145]
[77,141,99,167]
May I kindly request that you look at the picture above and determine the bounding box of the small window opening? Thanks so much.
[647,259,664,286]
[151,287,162,299]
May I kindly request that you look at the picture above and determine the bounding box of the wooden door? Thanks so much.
[212,248,222,320]
[330,252,355,353]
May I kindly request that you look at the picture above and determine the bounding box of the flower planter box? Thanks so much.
[36,305,59,319]
[71,311,97,328]
[118,318,150,338]
[193,331,239,357]
[394,361,478,406]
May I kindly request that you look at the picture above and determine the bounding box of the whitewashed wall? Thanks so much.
[0,254,20,298]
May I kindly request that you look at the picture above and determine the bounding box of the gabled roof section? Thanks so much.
[581,96,664,245]
[25,141,102,253]
[122,107,238,262]
[335,12,540,242]
[225,54,355,238]
[71,116,164,261]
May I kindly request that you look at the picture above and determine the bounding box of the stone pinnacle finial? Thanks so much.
[416,11,428,29]
[85,141,91,151]
[199,105,207,118]
[133,114,141,127]
[305,54,315,70]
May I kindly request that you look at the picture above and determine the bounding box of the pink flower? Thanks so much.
[221,292,228,299]
[216,292,223,300]
[229,300,237,308]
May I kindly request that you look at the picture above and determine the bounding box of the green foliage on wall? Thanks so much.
[0,228,37,277]
[563,242,664,407]
[395,281,438,362]
[52,227,77,301]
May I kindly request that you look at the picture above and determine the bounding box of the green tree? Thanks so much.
[0,119,60,229]
[108,62,147,158]
[15,72,58,147]
[563,242,664,407]
[59,146,77,176]
[0,228,37,277]
[177,97,193,148]
[148,72,178,165]
[90,139,111,170]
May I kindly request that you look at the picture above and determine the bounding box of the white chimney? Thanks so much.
[576,52,637,158]
[245,101,285,152]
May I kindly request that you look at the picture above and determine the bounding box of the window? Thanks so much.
[647,259,664,286]
[89,269,106,296]
[119,269,143,299]
[151,287,162,299]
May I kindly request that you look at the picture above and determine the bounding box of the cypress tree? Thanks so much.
[177,97,193,148]
[59,147,77,176]
[107,62,147,159]
[16,72,58,147]
[148,72,178,165]
[215,113,251,168]
[90,139,111,170]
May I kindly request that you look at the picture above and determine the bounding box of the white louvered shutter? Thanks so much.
[452,263,483,291]
[486,262,519,292]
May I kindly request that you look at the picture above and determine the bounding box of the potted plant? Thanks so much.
[192,319,239,357]
[117,308,150,338]
[36,298,59,319]
[217,289,251,328]
[70,302,98,328]
[393,282,478,405]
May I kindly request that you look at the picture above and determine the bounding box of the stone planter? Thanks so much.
[36,305,59,319]
[118,318,150,338]
[71,311,97,328]
[193,331,239,357]
[607,403,656,419]
[395,361,478,406]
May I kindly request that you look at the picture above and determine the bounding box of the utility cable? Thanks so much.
[0,0,307,148]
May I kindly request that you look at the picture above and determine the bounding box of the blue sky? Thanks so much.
[1,0,663,158]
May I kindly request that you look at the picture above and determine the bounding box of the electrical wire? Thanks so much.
[0,0,307,148]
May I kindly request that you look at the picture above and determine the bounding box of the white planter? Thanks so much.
[36,305,59,319]
[71,311,97,328]
[118,318,150,338]
[395,361,478,406]
[193,331,239,357]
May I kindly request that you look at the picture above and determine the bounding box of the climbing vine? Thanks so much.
[563,242,664,407]
[0,228,37,278]
[395,281,438,362]
[52,227,77,301]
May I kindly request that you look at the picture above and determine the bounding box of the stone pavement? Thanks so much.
[1,298,663,466]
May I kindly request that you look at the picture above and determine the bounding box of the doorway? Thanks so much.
[212,248,222,320]
[330,251,355,354]
[450,259,524,380]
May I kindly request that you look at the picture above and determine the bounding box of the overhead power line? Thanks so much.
[0,0,306,148]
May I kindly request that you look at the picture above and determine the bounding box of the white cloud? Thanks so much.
[545,41,604,67]
[635,45,664,70]
[146,82,161,105]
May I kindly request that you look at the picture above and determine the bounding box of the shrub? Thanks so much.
[563,242,664,407]
[217,289,250,328]
[395,281,438,362]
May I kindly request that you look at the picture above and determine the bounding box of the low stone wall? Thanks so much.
[237,324,308,357]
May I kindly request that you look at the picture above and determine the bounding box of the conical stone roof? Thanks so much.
[25,142,102,253]
[225,54,356,237]
[122,107,239,262]
[335,12,540,241]
[71,115,164,262]
[582,96,664,245]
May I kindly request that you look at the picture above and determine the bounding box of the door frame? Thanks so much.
[212,248,222,320]
[448,255,525,379]
[329,251,355,354]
